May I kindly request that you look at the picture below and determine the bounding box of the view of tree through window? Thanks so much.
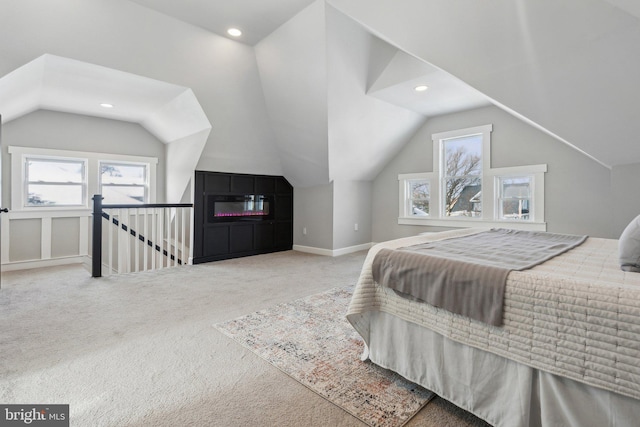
[399,124,544,225]
[100,162,147,204]
[442,135,482,217]
[26,158,85,206]
[409,179,429,216]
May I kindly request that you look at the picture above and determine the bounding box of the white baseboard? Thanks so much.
[293,242,372,257]
[1,255,88,272]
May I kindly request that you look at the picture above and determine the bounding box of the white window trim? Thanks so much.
[99,160,150,205]
[398,125,547,232]
[398,172,436,218]
[434,124,491,219]
[489,165,546,225]
[24,155,88,208]
[8,146,158,212]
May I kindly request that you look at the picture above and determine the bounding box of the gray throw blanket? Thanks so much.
[372,228,588,326]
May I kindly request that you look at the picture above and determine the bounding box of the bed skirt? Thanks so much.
[365,311,640,427]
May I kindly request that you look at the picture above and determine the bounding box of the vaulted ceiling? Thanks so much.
[129,0,640,171]
[128,0,317,46]
[327,0,640,169]
[1,0,639,193]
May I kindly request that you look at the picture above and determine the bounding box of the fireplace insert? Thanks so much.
[208,194,273,222]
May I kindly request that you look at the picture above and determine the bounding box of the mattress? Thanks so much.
[347,228,640,400]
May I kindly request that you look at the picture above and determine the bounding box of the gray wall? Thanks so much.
[1,110,166,208]
[293,180,373,251]
[9,218,40,261]
[1,110,165,263]
[333,180,372,249]
[1,0,283,185]
[372,105,614,243]
[51,217,80,258]
[612,162,640,236]
[294,183,334,250]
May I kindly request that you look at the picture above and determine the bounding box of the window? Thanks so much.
[497,176,532,221]
[100,162,148,204]
[25,157,86,207]
[407,179,430,216]
[398,124,547,231]
[8,146,158,211]
[442,134,482,217]
[398,173,434,218]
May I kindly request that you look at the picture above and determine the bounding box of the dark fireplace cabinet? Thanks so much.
[193,171,293,264]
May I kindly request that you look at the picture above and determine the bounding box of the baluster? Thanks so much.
[143,208,148,271]
[134,208,140,273]
[107,211,113,276]
[166,207,171,267]
[124,208,131,273]
[157,208,164,269]
[173,207,179,267]
[188,207,194,265]
[181,207,187,266]
[95,202,193,275]
[151,208,157,270]
[116,209,123,274]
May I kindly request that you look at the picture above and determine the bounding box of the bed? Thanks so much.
[347,228,640,427]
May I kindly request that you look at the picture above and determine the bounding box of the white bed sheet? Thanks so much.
[348,229,640,401]
[366,311,640,427]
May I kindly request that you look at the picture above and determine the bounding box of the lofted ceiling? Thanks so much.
[0,53,211,203]
[2,0,638,193]
[128,0,317,46]
[128,0,491,126]
[366,49,490,117]
[327,0,640,169]
[127,0,640,171]
[125,0,491,185]
[0,54,211,143]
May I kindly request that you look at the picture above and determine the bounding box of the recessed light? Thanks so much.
[100,103,114,108]
[227,28,242,37]
[414,85,429,92]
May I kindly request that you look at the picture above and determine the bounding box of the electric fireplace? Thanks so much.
[208,194,273,222]
[194,171,293,264]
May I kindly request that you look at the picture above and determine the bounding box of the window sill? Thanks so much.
[398,217,547,231]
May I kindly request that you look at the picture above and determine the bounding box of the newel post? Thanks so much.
[92,194,103,278]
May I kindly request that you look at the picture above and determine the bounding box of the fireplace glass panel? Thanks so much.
[212,195,270,219]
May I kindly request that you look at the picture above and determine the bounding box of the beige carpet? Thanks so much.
[0,250,490,426]
[216,287,433,427]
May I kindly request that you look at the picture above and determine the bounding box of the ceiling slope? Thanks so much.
[1,0,286,200]
[367,49,490,117]
[603,0,640,18]
[255,0,330,188]
[327,0,640,168]
[255,1,491,185]
[326,5,426,181]
[129,0,316,45]
[0,54,211,202]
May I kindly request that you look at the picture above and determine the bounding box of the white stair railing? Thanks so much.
[92,195,193,277]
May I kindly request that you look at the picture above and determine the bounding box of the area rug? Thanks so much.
[214,287,434,427]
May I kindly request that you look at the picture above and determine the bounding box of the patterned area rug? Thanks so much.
[215,287,434,427]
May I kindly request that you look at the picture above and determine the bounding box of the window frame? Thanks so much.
[24,155,88,208]
[398,124,547,231]
[398,173,434,218]
[434,125,491,221]
[439,132,484,218]
[8,146,158,211]
[99,161,150,205]
[487,165,546,226]
[496,174,533,222]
